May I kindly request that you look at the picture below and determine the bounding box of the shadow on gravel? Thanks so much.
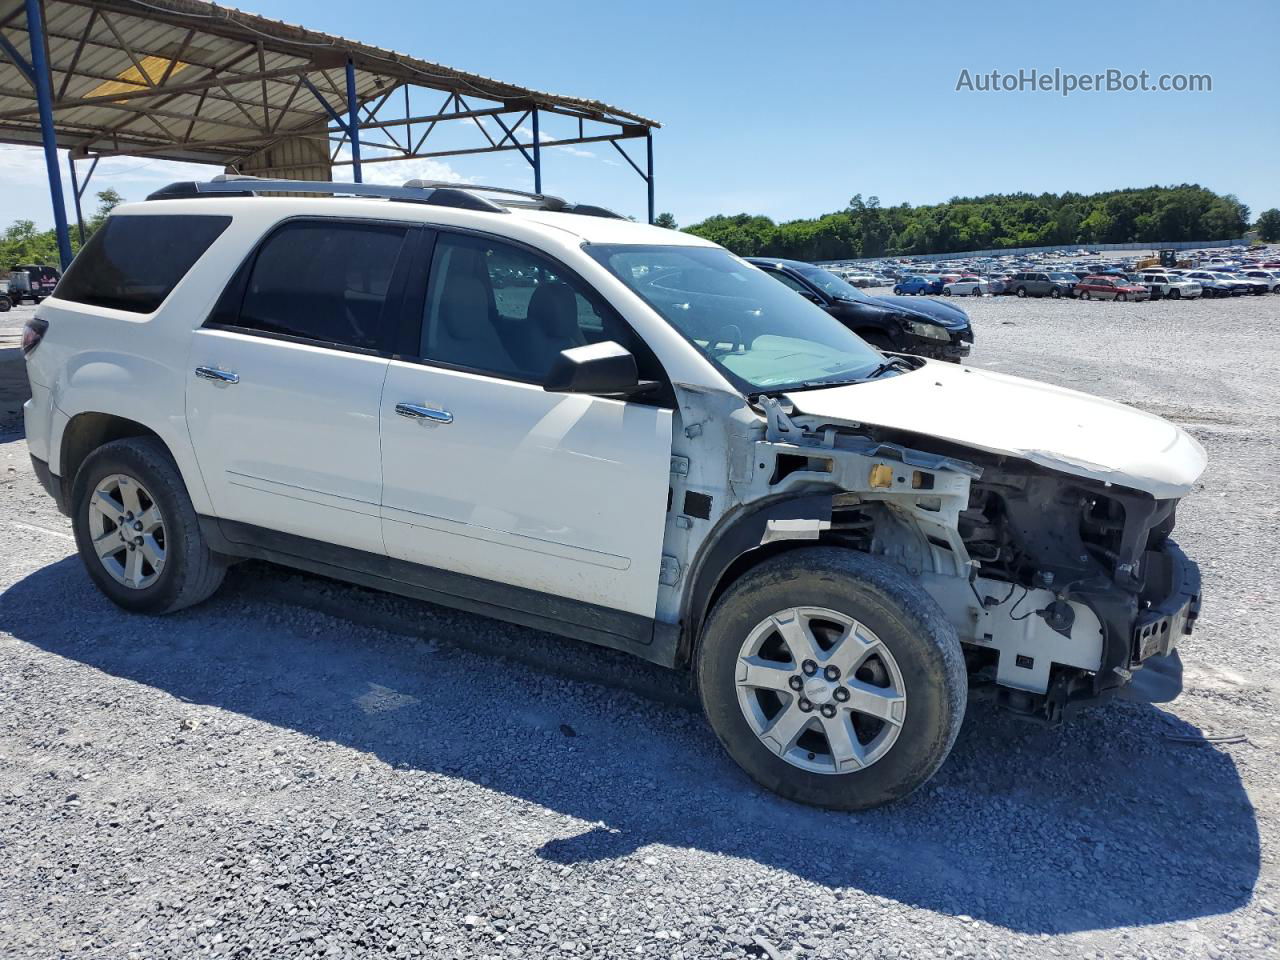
[1,557,1259,935]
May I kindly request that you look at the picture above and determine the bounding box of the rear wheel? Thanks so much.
[1049,287,1061,299]
[1015,286,1027,298]
[971,286,983,296]
[1168,288,1181,300]
[71,437,227,614]
[1117,292,1128,302]
[942,287,951,296]
[1079,290,1091,300]
[697,548,966,810]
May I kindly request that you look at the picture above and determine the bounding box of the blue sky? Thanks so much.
[2,0,1277,229]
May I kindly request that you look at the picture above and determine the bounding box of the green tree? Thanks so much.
[652,212,678,230]
[1257,209,1280,243]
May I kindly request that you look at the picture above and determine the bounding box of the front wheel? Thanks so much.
[1117,292,1128,302]
[942,288,951,296]
[1079,290,1091,300]
[1168,288,1180,300]
[1015,287,1027,298]
[71,437,227,614]
[696,548,966,810]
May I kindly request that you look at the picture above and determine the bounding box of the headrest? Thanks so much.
[439,274,491,340]
[526,281,579,339]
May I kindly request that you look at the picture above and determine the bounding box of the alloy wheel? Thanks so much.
[86,473,166,589]
[734,606,906,775]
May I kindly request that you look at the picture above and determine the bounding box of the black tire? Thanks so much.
[71,436,227,614]
[1117,292,1128,302]
[942,288,951,296]
[1015,286,1027,298]
[1079,289,1091,300]
[0,298,9,312]
[1049,286,1061,299]
[696,548,966,810]
[1168,288,1180,300]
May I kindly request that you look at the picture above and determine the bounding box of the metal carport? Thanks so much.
[0,0,661,267]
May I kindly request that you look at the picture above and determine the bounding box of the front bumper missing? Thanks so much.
[1132,540,1201,665]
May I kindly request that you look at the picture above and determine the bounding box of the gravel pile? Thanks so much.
[0,294,1277,958]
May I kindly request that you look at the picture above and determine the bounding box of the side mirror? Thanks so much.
[544,341,642,396]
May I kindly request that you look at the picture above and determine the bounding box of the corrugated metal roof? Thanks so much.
[0,0,658,166]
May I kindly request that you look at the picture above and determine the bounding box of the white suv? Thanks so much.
[23,178,1206,809]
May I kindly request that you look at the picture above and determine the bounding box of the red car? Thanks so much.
[1075,275,1150,302]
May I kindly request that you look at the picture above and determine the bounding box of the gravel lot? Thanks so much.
[1,293,1278,959]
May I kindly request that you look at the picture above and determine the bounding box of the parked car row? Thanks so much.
[885,265,1280,302]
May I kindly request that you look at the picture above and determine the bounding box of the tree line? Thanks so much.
[674,185,1275,260]
[2,189,123,269]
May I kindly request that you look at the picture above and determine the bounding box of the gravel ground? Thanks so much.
[1,293,1278,959]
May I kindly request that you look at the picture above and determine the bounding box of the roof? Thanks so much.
[0,0,658,166]
[118,189,713,247]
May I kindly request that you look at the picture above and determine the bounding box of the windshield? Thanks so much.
[794,265,876,303]
[585,244,884,393]
[1049,272,1076,280]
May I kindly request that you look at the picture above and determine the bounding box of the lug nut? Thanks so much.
[133,521,143,531]
[127,543,136,551]
[820,704,837,719]
[788,675,803,691]
[134,536,144,546]
[801,660,818,676]
[798,698,813,713]
[823,665,840,681]
[834,687,850,703]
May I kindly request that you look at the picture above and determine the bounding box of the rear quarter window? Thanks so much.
[54,214,231,314]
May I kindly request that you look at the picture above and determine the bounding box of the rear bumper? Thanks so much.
[30,454,68,514]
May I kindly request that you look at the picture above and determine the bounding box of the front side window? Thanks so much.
[56,214,230,314]
[793,265,876,303]
[585,244,883,394]
[236,220,409,349]
[420,232,646,384]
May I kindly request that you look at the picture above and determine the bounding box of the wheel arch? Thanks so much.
[55,411,212,517]
[676,492,836,668]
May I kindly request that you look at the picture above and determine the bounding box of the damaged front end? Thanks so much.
[663,384,1202,724]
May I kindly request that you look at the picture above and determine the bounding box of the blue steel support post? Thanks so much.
[26,0,72,267]
[345,58,362,183]
[646,130,655,225]
[531,108,542,195]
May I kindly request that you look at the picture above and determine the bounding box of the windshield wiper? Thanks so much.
[864,354,912,379]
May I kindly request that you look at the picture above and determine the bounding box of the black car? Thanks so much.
[746,257,972,362]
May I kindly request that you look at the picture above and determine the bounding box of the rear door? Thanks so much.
[187,218,416,554]
[378,229,673,619]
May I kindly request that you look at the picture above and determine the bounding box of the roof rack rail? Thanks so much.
[145,176,507,213]
[403,180,628,220]
[144,175,628,220]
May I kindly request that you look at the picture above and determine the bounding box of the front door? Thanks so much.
[379,230,673,618]
[186,218,416,554]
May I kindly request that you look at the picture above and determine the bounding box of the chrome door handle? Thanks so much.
[395,402,453,424]
[195,366,240,384]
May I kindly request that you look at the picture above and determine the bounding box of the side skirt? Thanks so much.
[199,517,680,668]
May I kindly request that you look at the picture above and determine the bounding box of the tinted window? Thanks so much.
[236,220,408,350]
[55,214,230,314]
[420,232,636,383]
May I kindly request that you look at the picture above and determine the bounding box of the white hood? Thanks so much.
[784,361,1207,498]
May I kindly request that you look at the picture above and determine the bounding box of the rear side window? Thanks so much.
[235,220,409,350]
[55,214,230,314]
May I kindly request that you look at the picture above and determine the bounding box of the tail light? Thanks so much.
[21,317,47,355]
